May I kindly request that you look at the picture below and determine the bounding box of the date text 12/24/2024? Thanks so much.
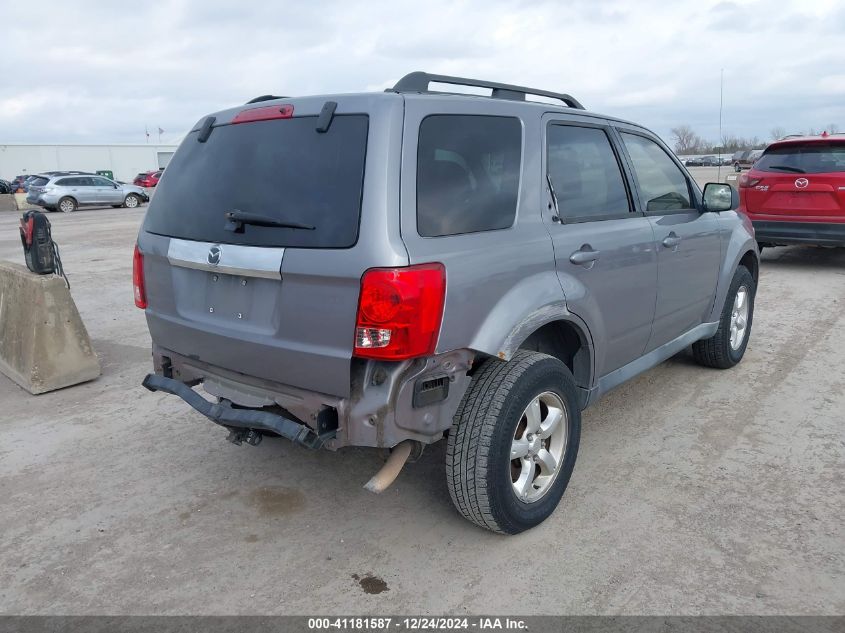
[307,618,528,630]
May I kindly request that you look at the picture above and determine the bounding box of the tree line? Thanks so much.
[670,124,841,155]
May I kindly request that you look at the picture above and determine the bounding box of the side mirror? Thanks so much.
[702,182,738,212]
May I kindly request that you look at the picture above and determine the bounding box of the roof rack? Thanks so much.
[390,71,585,110]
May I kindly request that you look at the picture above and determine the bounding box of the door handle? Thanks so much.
[569,247,600,266]
[662,232,682,248]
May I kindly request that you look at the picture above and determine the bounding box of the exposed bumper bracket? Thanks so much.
[142,373,330,449]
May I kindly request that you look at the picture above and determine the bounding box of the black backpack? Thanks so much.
[19,210,68,284]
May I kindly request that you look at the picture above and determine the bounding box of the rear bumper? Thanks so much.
[146,345,474,449]
[142,373,327,448]
[752,220,845,247]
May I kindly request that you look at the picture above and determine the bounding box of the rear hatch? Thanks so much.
[741,140,845,221]
[26,176,50,197]
[138,95,406,398]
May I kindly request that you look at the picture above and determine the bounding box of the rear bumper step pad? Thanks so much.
[142,373,327,449]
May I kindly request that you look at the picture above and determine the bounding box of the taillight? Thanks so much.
[738,173,761,188]
[354,263,446,360]
[232,104,294,124]
[133,244,147,309]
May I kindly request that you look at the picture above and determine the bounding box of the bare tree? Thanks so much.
[827,123,840,134]
[671,125,700,154]
[770,126,786,141]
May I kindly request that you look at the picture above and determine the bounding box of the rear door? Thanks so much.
[743,141,845,221]
[92,176,122,204]
[616,128,721,350]
[543,118,657,377]
[138,96,405,398]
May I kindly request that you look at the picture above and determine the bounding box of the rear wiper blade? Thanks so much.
[766,165,805,173]
[225,210,315,232]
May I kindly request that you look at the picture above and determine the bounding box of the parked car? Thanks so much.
[732,149,764,172]
[685,157,703,166]
[9,175,29,191]
[133,170,163,187]
[0,179,13,194]
[738,133,845,248]
[699,155,721,166]
[136,72,759,534]
[27,174,149,212]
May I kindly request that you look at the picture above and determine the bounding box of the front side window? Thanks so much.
[547,125,630,220]
[621,132,692,212]
[417,115,522,237]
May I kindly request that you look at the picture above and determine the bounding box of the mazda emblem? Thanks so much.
[207,245,221,265]
[795,178,809,189]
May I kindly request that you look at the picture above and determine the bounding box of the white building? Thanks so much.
[0,143,180,182]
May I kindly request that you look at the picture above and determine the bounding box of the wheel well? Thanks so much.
[739,250,759,283]
[518,321,591,388]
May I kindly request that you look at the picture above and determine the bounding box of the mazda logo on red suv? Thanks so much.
[795,178,809,188]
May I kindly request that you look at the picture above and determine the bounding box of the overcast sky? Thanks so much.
[1,0,843,148]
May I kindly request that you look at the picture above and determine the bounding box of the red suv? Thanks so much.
[133,170,163,188]
[738,133,845,248]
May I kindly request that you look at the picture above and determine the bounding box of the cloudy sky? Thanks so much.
[1,0,843,148]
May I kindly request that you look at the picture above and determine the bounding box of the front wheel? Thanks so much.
[692,265,755,369]
[124,194,142,208]
[734,163,742,172]
[446,351,581,534]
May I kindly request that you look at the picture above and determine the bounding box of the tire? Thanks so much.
[124,193,142,208]
[446,350,581,534]
[734,163,741,172]
[58,197,77,213]
[692,265,755,369]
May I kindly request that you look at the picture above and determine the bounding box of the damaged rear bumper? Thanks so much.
[142,373,330,449]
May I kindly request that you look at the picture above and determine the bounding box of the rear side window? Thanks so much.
[144,115,369,248]
[547,125,629,220]
[417,115,522,237]
[31,177,49,186]
[755,143,845,174]
[621,132,692,212]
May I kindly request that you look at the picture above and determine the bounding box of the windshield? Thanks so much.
[755,143,845,174]
[144,114,369,248]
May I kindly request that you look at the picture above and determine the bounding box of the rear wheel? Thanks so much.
[734,163,741,172]
[58,197,77,213]
[446,350,581,534]
[124,194,141,208]
[692,265,755,369]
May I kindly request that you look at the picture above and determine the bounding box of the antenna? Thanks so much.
[717,68,724,182]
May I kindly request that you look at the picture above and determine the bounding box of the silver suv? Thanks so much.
[137,73,759,533]
[27,174,148,212]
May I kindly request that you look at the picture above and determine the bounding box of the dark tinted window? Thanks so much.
[92,177,113,186]
[547,125,629,219]
[621,132,691,211]
[55,178,72,186]
[31,177,49,186]
[417,115,521,237]
[144,115,369,248]
[755,143,845,174]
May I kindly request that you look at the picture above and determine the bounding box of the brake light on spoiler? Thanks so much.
[232,104,294,124]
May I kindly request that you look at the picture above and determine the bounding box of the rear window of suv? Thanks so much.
[755,143,845,174]
[417,115,522,237]
[144,115,369,248]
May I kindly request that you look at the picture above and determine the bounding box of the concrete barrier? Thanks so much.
[15,193,37,211]
[0,194,18,213]
[0,260,100,394]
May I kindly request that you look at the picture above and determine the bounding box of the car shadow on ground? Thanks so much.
[760,245,845,269]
